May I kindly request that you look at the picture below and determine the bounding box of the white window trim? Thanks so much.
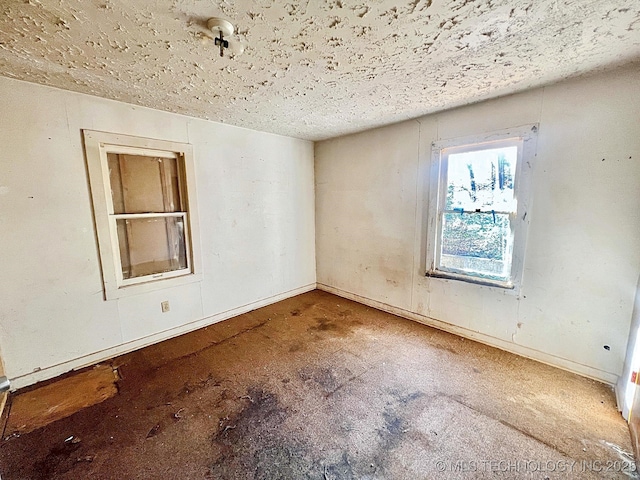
[83,130,202,300]
[426,124,538,293]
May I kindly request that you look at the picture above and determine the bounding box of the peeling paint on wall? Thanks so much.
[0,0,638,140]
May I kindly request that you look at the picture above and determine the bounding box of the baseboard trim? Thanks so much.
[317,283,618,385]
[10,283,317,390]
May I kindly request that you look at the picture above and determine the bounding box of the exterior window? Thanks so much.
[84,131,201,299]
[426,126,537,290]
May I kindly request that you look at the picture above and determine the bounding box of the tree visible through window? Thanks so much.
[441,146,517,281]
[427,127,536,289]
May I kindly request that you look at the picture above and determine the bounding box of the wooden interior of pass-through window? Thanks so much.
[107,153,187,279]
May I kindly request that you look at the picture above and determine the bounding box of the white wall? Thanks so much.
[0,77,316,389]
[315,64,640,384]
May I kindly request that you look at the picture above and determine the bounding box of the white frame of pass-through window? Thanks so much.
[83,130,202,300]
[426,124,538,292]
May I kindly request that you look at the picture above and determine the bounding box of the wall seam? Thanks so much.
[409,120,422,311]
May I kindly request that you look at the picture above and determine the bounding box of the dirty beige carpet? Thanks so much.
[0,290,635,479]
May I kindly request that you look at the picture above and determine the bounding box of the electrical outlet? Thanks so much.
[161,301,170,313]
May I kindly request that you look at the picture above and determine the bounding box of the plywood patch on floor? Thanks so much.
[5,365,118,436]
[0,392,7,424]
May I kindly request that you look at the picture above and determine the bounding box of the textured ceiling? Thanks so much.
[1,1,639,141]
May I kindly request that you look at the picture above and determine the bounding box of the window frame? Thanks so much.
[83,130,202,300]
[426,125,538,291]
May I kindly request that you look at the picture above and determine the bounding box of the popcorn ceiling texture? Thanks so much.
[0,0,639,140]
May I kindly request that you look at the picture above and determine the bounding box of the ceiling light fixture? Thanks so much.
[207,17,244,58]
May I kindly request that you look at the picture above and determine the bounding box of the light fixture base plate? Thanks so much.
[207,17,234,37]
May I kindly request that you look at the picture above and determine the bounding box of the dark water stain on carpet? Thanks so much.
[208,386,321,479]
[33,440,82,478]
[298,366,341,394]
[214,387,288,444]
[369,389,426,474]
[308,316,362,337]
[288,342,304,353]
[207,383,429,479]
[208,385,400,479]
[310,317,340,332]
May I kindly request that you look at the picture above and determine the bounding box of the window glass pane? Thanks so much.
[108,153,182,214]
[440,211,513,281]
[445,146,517,212]
[117,216,187,279]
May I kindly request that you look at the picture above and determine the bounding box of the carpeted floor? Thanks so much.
[0,290,635,479]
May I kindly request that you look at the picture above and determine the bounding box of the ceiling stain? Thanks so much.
[0,0,639,140]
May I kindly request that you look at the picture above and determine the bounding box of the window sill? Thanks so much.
[104,272,203,300]
[425,270,517,292]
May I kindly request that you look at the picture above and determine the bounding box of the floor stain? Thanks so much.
[33,441,82,478]
[322,451,357,479]
[209,386,320,479]
[310,317,340,332]
[299,366,342,394]
[288,342,304,353]
[369,389,426,474]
